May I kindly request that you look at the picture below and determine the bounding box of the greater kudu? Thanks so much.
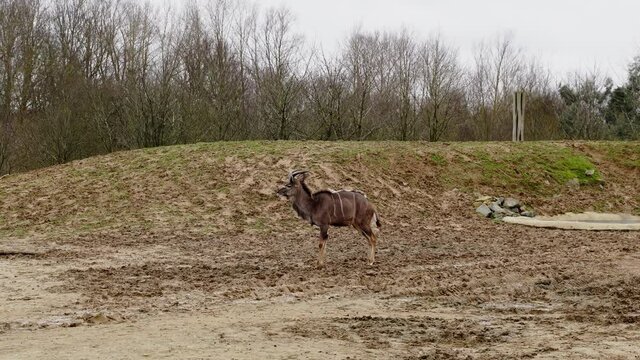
[277,170,381,266]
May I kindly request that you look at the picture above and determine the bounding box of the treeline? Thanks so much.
[1,0,639,173]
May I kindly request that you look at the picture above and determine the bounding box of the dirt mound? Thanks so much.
[0,141,638,239]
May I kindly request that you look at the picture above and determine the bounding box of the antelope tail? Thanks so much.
[374,212,381,229]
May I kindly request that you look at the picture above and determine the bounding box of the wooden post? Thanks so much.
[512,91,525,141]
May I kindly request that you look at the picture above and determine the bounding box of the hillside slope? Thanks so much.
[0,141,638,240]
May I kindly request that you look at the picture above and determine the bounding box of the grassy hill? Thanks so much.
[0,141,638,241]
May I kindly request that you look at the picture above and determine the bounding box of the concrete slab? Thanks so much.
[502,212,640,231]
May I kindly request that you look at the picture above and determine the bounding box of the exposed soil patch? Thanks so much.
[0,250,40,258]
[287,315,512,348]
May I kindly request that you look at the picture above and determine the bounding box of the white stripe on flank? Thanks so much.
[337,192,345,218]
[332,193,337,218]
[352,192,357,222]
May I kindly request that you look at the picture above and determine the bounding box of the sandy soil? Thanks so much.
[2,211,639,359]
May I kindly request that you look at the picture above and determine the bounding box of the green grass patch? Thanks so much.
[600,142,640,169]
[548,151,600,185]
[248,217,268,232]
[430,153,447,166]
[439,143,603,194]
[0,226,30,238]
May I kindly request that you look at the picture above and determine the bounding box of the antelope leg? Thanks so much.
[360,227,376,266]
[369,232,377,265]
[318,226,329,267]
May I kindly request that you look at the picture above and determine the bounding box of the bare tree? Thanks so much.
[391,30,418,140]
[0,0,20,172]
[85,0,132,152]
[250,7,309,140]
[117,2,171,148]
[468,33,522,140]
[417,34,464,141]
[517,57,562,140]
[229,0,258,139]
[308,51,347,139]
[343,30,377,139]
[36,0,96,164]
[0,0,635,173]
[559,71,611,140]
[201,0,245,140]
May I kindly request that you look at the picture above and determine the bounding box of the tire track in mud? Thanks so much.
[36,214,639,330]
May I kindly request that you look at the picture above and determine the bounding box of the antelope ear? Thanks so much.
[297,171,309,181]
[290,170,309,181]
[288,169,308,184]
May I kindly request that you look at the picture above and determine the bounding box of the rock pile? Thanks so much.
[475,196,535,219]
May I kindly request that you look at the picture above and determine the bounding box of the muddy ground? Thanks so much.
[2,209,639,359]
[0,142,639,359]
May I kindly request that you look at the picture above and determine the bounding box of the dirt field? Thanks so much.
[1,141,639,359]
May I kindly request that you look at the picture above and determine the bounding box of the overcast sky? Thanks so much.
[254,0,640,85]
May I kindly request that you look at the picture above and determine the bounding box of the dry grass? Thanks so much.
[0,141,637,241]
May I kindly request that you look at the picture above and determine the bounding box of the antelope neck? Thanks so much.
[292,185,315,222]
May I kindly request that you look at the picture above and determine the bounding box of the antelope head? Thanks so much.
[276,170,309,199]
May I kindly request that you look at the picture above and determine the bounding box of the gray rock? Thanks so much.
[521,211,535,217]
[598,179,606,189]
[585,169,595,177]
[496,197,505,206]
[490,202,519,218]
[489,202,504,213]
[503,197,521,209]
[566,178,580,188]
[476,204,492,218]
[505,209,518,217]
[475,195,493,202]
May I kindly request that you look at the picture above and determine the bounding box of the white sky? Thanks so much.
[255,0,640,85]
